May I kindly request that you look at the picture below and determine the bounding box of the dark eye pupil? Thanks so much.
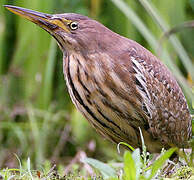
[70,22,78,30]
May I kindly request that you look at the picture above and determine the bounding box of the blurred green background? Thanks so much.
[0,0,193,168]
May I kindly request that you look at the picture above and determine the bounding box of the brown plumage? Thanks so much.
[5,5,192,153]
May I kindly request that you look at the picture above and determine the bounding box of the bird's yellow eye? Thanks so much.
[69,22,78,30]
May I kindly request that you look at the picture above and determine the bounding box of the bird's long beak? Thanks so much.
[4,5,70,32]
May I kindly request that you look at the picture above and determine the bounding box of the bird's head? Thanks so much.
[4,5,115,54]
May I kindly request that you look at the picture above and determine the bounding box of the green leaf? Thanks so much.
[27,157,33,180]
[132,149,142,179]
[82,158,117,179]
[148,148,177,180]
[124,151,136,180]
[117,142,135,153]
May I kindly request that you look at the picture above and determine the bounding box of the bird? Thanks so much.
[4,5,192,153]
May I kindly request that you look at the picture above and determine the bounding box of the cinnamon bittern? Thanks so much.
[5,5,192,153]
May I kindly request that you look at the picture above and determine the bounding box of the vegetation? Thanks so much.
[0,0,193,179]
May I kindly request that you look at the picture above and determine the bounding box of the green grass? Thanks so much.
[0,0,193,179]
[0,144,193,180]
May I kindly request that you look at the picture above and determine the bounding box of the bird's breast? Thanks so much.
[63,52,147,148]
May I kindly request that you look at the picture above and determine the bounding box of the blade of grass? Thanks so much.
[0,0,17,74]
[110,0,156,49]
[139,127,148,170]
[158,21,194,57]
[139,0,194,81]
[124,151,136,180]
[148,148,177,180]
[132,149,142,180]
[27,105,43,164]
[42,39,57,109]
[14,154,22,177]
[162,21,194,37]
[117,142,135,153]
[27,157,33,180]
[82,157,117,179]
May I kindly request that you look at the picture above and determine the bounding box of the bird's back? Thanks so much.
[123,39,192,148]
[63,19,192,153]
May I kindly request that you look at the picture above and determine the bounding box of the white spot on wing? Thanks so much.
[131,57,153,119]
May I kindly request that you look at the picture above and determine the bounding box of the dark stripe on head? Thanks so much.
[38,19,58,30]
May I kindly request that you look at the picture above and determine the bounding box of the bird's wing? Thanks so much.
[128,42,191,148]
